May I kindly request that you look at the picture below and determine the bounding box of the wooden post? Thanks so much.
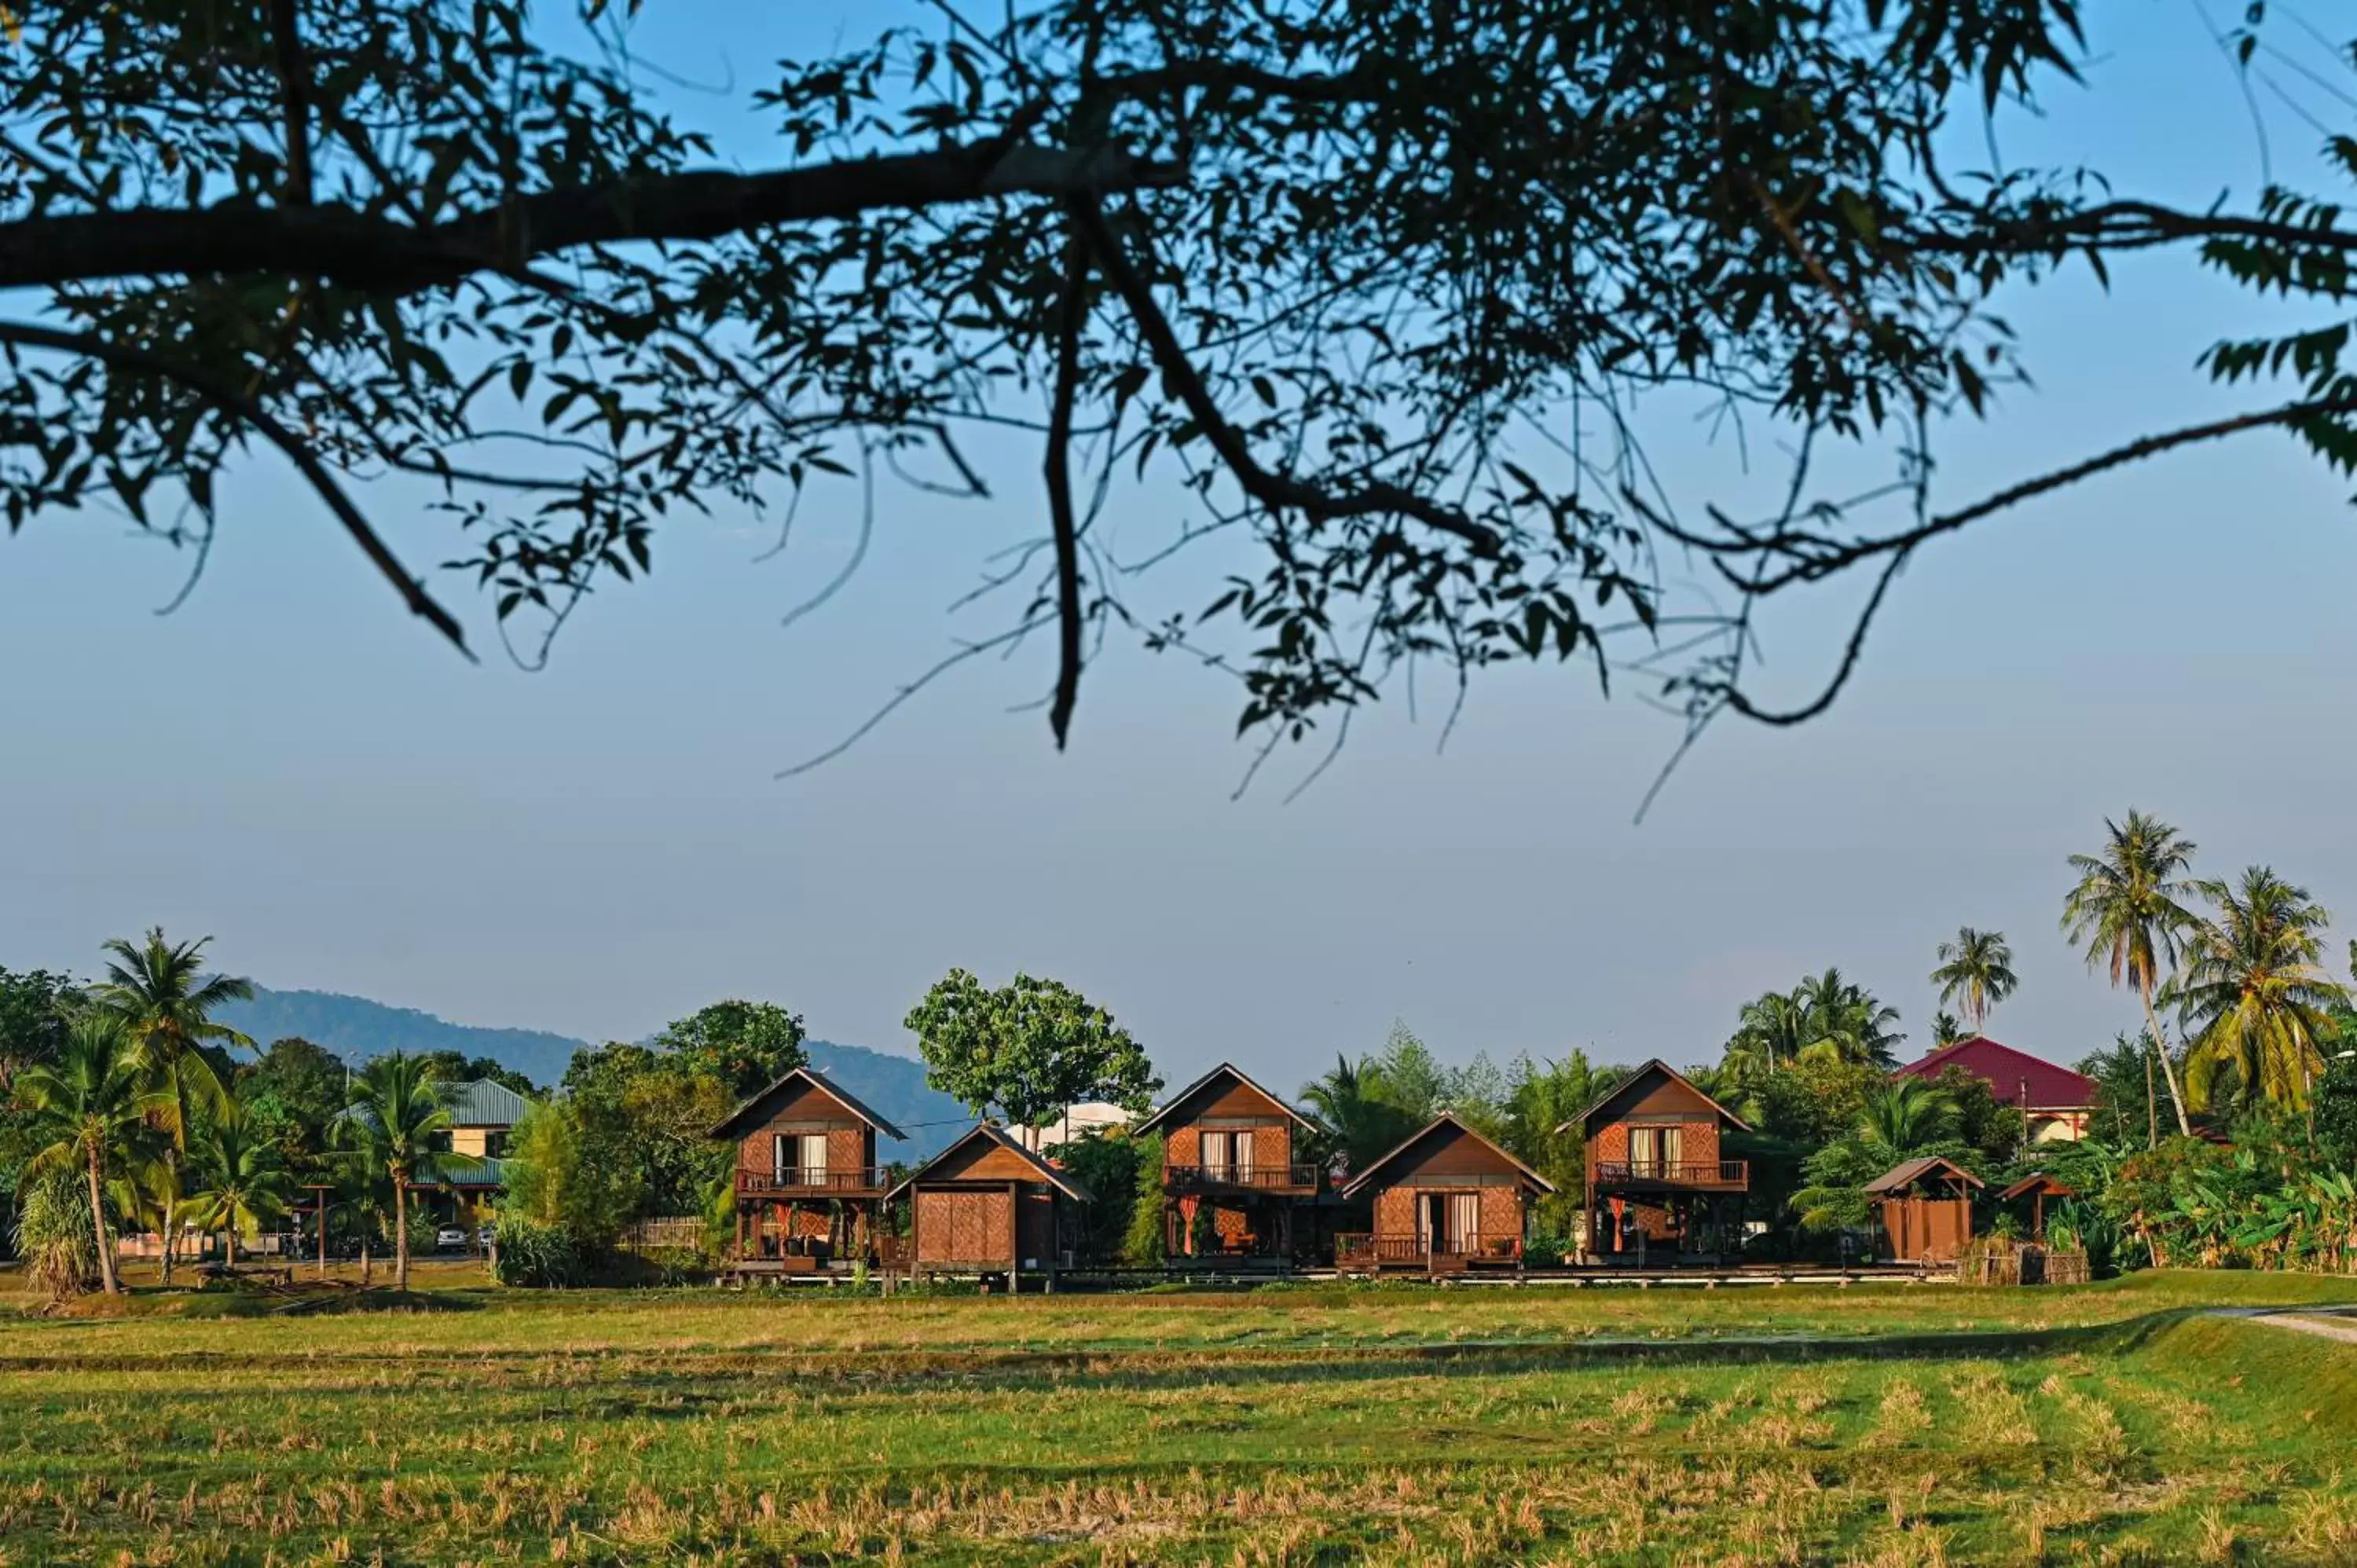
[1007,1179,1021,1292]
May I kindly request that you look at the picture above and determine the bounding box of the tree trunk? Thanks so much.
[2140,987,2194,1138]
[2144,1046,2157,1149]
[393,1174,410,1291]
[360,1226,372,1286]
[86,1149,118,1295]
[225,1220,237,1266]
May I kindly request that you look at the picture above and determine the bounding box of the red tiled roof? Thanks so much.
[1892,1035,2095,1110]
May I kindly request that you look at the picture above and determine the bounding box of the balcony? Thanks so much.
[1164,1161,1321,1195]
[1335,1233,1523,1269]
[736,1165,889,1197]
[1590,1159,1748,1192]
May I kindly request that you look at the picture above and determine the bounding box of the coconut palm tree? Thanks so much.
[1860,1079,1956,1155]
[93,928,254,1282]
[185,1101,296,1265]
[2061,811,2198,1140]
[344,1052,470,1290]
[1725,990,1810,1079]
[2171,867,2348,1114]
[1793,969,1905,1068]
[12,1014,168,1295]
[1299,1053,1417,1172]
[1931,1011,1968,1050]
[1930,927,2017,1033]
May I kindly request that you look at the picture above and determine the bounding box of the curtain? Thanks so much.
[1449,1193,1482,1253]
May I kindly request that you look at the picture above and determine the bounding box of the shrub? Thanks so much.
[11,1167,99,1299]
[492,1215,584,1288]
[1524,1230,1571,1268]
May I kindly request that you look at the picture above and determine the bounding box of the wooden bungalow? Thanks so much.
[1867,1155,1982,1262]
[1563,1060,1750,1264]
[1336,1112,1555,1274]
[1132,1062,1322,1263]
[709,1065,907,1273]
[885,1123,1094,1288]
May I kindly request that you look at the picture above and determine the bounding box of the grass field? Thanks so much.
[5,1270,2357,1565]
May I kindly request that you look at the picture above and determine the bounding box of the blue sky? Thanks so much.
[4,4,2353,1094]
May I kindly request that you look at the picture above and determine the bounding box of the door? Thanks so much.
[1447,1193,1482,1257]
[774,1133,826,1185]
[1418,1192,1447,1254]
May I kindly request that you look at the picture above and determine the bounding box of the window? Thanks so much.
[1200,1130,1254,1180]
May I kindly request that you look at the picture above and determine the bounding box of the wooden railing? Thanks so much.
[737,1166,889,1196]
[1590,1159,1747,1188]
[1164,1162,1321,1192]
[1335,1233,1523,1265]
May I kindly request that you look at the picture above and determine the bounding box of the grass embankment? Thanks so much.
[2,1271,2355,1563]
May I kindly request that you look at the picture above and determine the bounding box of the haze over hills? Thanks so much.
[214,986,974,1154]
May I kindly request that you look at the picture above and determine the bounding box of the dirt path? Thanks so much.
[2208,1306,2357,1344]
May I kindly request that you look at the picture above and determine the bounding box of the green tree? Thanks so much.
[238,1036,349,1168]
[0,966,79,1093]
[559,1041,728,1222]
[2078,1035,2164,1149]
[343,1051,469,1291]
[410,1050,538,1100]
[1120,1133,1166,1266]
[1860,1079,1954,1155]
[1930,1011,1967,1050]
[652,1001,807,1100]
[1501,1050,1626,1233]
[1792,969,1905,1068]
[904,971,1160,1142]
[1298,1053,1420,1172]
[500,1097,635,1251]
[1724,991,1811,1080]
[2172,867,2348,1114]
[1054,1127,1146,1266]
[185,1101,296,1264]
[93,928,254,1284]
[1930,927,2017,1033]
[2062,811,2200,1140]
[12,1014,166,1295]
[11,1165,100,1299]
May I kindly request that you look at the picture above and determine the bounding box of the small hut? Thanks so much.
[885,1123,1094,1289]
[1998,1172,2077,1241]
[1864,1156,1982,1263]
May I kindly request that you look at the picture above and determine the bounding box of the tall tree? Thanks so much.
[1793,969,1905,1068]
[651,1001,808,1101]
[1298,1053,1417,1172]
[2172,868,2348,1114]
[905,971,1160,1142]
[12,1014,166,1295]
[10,2,2357,771]
[1930,927,2018,1032]
[1725,991,1811,1080]
[185,1101,295,1265]
[343,1052,468,1291]
[1930,1011,1967,1050]
[2061,811,2199,1138]
[93,929,254,1283]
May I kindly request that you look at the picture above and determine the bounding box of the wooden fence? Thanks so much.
[621,1217,706,1253]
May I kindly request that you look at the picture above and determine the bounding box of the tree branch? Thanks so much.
[1065,198,1506,559]
[0,141,1186,295]
[1045,218,1090,749]
[0,320,472,658]
[270,0,313,209]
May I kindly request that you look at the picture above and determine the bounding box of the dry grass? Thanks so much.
[0,1271,2354,1563]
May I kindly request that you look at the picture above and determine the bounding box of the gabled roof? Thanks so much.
[1998,1171,2077,1202]
[1892,1036,2095,1110]
[1131,1061,1319,1136]
[885,1122,1094,1203]
[445,1079,531,1127]
[1340,1112,1557,1197]
[1556,1059,1753,1138]
[1864,1155,1984,1195]
[707,1064,909,1142]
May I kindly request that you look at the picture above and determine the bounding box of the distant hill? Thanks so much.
[214,986,973,1154]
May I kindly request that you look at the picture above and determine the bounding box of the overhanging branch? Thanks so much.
[0,141,1185,295]
[0,320,473,658]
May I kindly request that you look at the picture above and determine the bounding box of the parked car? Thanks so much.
[434,1226,469,1251]
[477,1224,497,1247]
